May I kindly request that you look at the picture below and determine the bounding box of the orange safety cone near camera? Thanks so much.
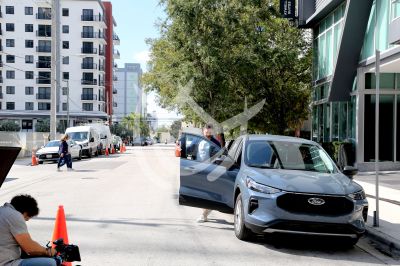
[31,150,38,166]
[52,206,71,266]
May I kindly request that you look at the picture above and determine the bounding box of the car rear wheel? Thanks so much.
[234,193,252,240]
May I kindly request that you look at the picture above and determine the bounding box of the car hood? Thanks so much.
[0,147,21,188]
[37,147,59,154]
[244,168,363,195]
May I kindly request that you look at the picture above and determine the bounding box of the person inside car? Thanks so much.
[0,194,57,266]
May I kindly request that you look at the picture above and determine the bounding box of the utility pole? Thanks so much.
[63,79,70,128]
[50,0,60,140]
[374,0,380,227]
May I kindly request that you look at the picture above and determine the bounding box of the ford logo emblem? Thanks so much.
[308,198,325,206]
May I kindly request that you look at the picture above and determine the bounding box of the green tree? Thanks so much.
[170,120,182,139]
[122,113,151,137]
[143,0,312,135]
[35,120,50,132]
[0,120,21,132]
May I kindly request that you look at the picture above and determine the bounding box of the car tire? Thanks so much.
[78,150,82,160]
[38,161,43,165]
[87,149,92,158]
[234,193,252,240]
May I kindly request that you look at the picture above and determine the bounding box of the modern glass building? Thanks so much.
[298,0,400,170]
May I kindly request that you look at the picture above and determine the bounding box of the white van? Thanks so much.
[87,124,112,153]
[65,126,100,157]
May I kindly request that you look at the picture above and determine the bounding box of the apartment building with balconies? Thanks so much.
[0,0,117,131]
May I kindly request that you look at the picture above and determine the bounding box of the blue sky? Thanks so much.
[109,0,180,125]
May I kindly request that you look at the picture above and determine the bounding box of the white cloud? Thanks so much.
[133,50,150,71]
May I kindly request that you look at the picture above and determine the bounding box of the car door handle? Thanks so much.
[183,166,196,172]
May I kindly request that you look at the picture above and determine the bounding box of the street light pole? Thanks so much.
[50,0,60,140]
[374,0,380,227]
[63,79,70,128]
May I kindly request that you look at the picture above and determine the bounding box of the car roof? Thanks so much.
[246,134,316,145]
[0,147,21,188]
[66,126,92,132]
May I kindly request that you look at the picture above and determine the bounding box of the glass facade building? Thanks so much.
[300,0,400,170]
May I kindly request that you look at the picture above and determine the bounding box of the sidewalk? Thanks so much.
[355,172,400,258]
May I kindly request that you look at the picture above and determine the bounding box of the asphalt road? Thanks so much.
[1,145,398,265]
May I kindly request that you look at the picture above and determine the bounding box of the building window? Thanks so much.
[62,56,69,65]
[37,7,51,19]
[25,55,34,64]
[25,102,34,110]
[6,71,15,79]
[62,25,69,34]
[392,0,400,21]
[25,71,34,79]
[25,24,34,32]
[63,72,69,80]
[62,41,69,49]
[25,40,34,48]
[25,7,33,15]
[6,23,15,32]
[6,6,14,14]
[62,103,68,111]
[38,24,51,37]
[62,8,69,16]
[6,55,15,63]
[82,103,93,111]
[38,102,51,110]
[6,86,15,94]
[25,87,34,95]
[6,39,15,47]
[62,87,68,95]
[6,102,15,110]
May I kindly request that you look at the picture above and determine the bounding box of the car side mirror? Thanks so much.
[90,137,94,142]
[342,166,358,179]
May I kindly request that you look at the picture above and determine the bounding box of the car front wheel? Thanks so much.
[234,193,252,240]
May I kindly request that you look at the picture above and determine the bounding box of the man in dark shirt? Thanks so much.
[57,135,73,171]
[197,123,221,223]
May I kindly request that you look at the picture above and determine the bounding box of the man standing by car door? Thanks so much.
[197,123,221,223]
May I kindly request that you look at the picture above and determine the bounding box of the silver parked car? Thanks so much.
[36,140,82,164]
[178,134,368,245]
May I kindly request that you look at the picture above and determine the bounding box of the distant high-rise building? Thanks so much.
[113,63,143,122]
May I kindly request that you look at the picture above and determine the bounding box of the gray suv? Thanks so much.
[178,134,368,244]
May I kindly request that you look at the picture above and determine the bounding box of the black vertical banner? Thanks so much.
[280,0,296,19]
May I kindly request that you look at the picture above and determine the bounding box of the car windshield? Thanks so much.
[68,132,88,141]
[245,140,337,174]
[45,141,60,148]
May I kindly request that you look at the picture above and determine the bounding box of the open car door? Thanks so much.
[0,147,21,188]
[178,133,237,213]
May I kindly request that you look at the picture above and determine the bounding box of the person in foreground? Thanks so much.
[0,195,57,266]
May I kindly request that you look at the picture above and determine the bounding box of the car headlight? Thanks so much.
[246,177,281,194]
[348,190,366,200]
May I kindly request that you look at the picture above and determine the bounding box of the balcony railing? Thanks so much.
[36,62,51,68]
[36,78,51,84]
[99,64,105,71]
[36,13,51,20]
[81,79,97,85]
[99,49,105,56]
[99,95,105,102]
[36,93,51,100]
[36,46,51,53]
[99,80,105,86]
[81,32,105,39]
[81,63,98,70]
[81,15,105,22]
[36,30,51,37]
[81,47,97,54]
[113,34,120,41]
[114,50,120,57]
[113,102,118,107]
[113,89,117,94]
[113,76,118,81]
[81,94,97,100]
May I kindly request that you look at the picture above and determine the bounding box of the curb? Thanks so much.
[366,225,400,258]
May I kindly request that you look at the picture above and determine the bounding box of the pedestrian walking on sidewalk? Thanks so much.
[57,134,73,172]
[197,123,221,223]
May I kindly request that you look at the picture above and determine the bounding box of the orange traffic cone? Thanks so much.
[111,146,115,154]
[31,150,38,166]
[52,206,71,266]
[121,144,124,153]
[105,147,109,156]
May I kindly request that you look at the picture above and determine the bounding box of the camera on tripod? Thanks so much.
[53,238,81,262]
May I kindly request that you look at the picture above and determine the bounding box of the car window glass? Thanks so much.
[227,138,241,159]
[234,140,243,166]
[184,135,220,162]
